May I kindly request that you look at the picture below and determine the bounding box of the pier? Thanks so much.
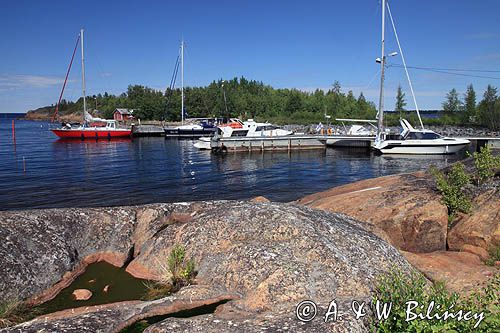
[465,137,500,150]
[208,135,375,152]
[132,124,164,136]
[208,135,500,153]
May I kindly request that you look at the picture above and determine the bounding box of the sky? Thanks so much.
[1,0,499,113]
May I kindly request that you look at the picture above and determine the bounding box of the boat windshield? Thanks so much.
[404,131,441,140]
[256,125,278,131]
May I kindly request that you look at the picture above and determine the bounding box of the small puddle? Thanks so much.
[36,261,151,315]
[120,300,229,333]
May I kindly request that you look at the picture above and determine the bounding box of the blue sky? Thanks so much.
[1,0,499,113]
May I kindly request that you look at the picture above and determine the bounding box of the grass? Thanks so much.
[0,299,38,329]
[143,244,197,300]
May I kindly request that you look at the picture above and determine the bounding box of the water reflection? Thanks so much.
[0,120,468,210]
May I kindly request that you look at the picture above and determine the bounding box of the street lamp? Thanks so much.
[376,51,398,63]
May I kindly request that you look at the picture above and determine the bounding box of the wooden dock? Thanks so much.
[208,134,500,153]
[209,135,375,152]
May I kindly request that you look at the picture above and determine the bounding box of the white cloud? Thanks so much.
[0,74,66,89]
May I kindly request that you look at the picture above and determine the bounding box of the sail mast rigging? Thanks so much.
[51,34,80,123]
[80,29,87,123]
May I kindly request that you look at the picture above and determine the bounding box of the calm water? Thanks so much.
[0,118,467,210]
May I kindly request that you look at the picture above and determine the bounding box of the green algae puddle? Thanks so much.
[36,261,151,315]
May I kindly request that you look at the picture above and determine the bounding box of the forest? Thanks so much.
[35,77,500,130]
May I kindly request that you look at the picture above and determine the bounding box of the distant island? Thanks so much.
[24,77,500,130]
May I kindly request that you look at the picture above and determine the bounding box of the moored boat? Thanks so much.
[374,119,469,154]
[372,1,469,155]
[50,29,131,139]
[193,119,293,150]
[52,119,131,139]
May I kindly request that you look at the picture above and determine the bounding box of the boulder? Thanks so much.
[298,172,448,253]
[127,201,413,314]
[144,303,368,333]
[448,190,500,252]
[0,201,413,332]
[0,207,136,303]
[402,251,496,293]
[72,289,92,301]
[460,244,490,261]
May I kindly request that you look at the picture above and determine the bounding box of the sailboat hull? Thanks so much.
[51,128,132,139]
[374,139,470,154]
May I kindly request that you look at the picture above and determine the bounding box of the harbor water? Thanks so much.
[0,118,467,210]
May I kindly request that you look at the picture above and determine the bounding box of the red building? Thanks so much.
[113,108,134,122]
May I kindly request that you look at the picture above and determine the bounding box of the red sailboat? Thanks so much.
[51,29,132,139]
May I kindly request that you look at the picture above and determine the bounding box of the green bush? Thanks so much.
[431,163,472,218]
[143,244,196,300]
[167,244,196,287]
[472,145,500,184]
[373,269,499,332]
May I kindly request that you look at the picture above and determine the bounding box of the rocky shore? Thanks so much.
[0,165,498,332]
[298,169,499,293]
[23,109,82,123]
[0,201,412,332]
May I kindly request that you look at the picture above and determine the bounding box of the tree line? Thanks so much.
[395,83,500,130]
[45,77,499,129]
[46,77,377,125]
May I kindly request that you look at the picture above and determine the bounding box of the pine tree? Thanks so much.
[463,84,476,123]
[442,88,462,114]
[395,84,407,117]
[477,85,499,129]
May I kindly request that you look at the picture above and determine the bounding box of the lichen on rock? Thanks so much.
[0,201,414,332]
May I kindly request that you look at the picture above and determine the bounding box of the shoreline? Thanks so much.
[0,165,497,331]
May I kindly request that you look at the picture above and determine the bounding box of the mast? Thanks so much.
[376,0,386,143]
[80,28,87,123]
[180,40,184,125]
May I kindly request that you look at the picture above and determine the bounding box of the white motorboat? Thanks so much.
[336,118,377,136]
[374,119,470,154]
[372,0,469,155]
[193,119,293,150]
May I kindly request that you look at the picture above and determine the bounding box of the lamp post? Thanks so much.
[375,48,398,142]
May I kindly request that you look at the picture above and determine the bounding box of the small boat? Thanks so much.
[52,112,132,139]
[336,118,377,136]
[374,119,470,154]
[372,1,468,155]
[164,119,217,137]
[164,40,216,138]
[164,117,244,138]
[193,119,293,150]
[51,29,131,139]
